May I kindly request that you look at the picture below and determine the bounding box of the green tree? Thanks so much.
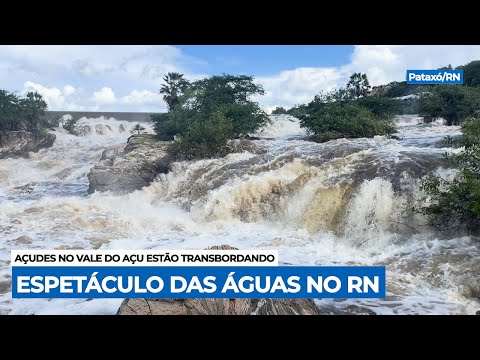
[159,72,190,111]
[153,74,268,157]
[355,96,402,119]
[300,102,395,142]
[457,60,480,87]
[20,92,48,133]
[346,72,371,99]
[0,90,48,133]
[271,106,288,115]
[418,85,480,125]
[131,124,146,134]
[296,78,397,142]
[418,119,480,235]
[62,117,78,135]
[152,111,189,141]
[438,64,453,70]
[176,111,233,157]
[0,90,21,131]
[287,104,309,118]
[188,74,269,138]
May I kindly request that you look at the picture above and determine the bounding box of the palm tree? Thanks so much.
[159,72,190,111]
[346,72,371,99]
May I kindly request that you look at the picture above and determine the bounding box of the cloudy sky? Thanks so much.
[2,45,480,113]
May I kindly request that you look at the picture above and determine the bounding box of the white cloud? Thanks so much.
[21,81,166,111]
[93,87,116,104]
[0,45,202,110]
[72,59,97,77]
[63,85,76,96]
[256,67,341,110]
[1,45,184,80]
[121,89,161,105]
[345,45,480,86]
[0,45,211,112]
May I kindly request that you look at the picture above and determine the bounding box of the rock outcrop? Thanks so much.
[117,297,321,315]
[100,144,126,160]
[0,131,56,159]
[370,85,392,96]
[88,136,266,195]
[117,245,321,315]
[87,134,174,194]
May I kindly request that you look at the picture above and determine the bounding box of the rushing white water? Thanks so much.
[0,115,479,315]
[253,114,308,139]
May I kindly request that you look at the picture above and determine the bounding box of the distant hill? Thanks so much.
[45,111,162,123]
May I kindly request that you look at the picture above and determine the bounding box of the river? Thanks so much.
[0,114,479,315]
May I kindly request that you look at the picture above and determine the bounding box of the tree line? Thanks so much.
[279,59,480,127]
[0,90,49,134]
[152,71,401,152]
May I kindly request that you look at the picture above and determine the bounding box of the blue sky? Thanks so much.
[1,45,480,113]
[175,45,354,76]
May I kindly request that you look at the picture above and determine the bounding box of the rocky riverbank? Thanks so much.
[88,135,266,194]
[87,134,174,194]
[0,130,56,159]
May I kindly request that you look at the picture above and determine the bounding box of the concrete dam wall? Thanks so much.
[45,111,161,123]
